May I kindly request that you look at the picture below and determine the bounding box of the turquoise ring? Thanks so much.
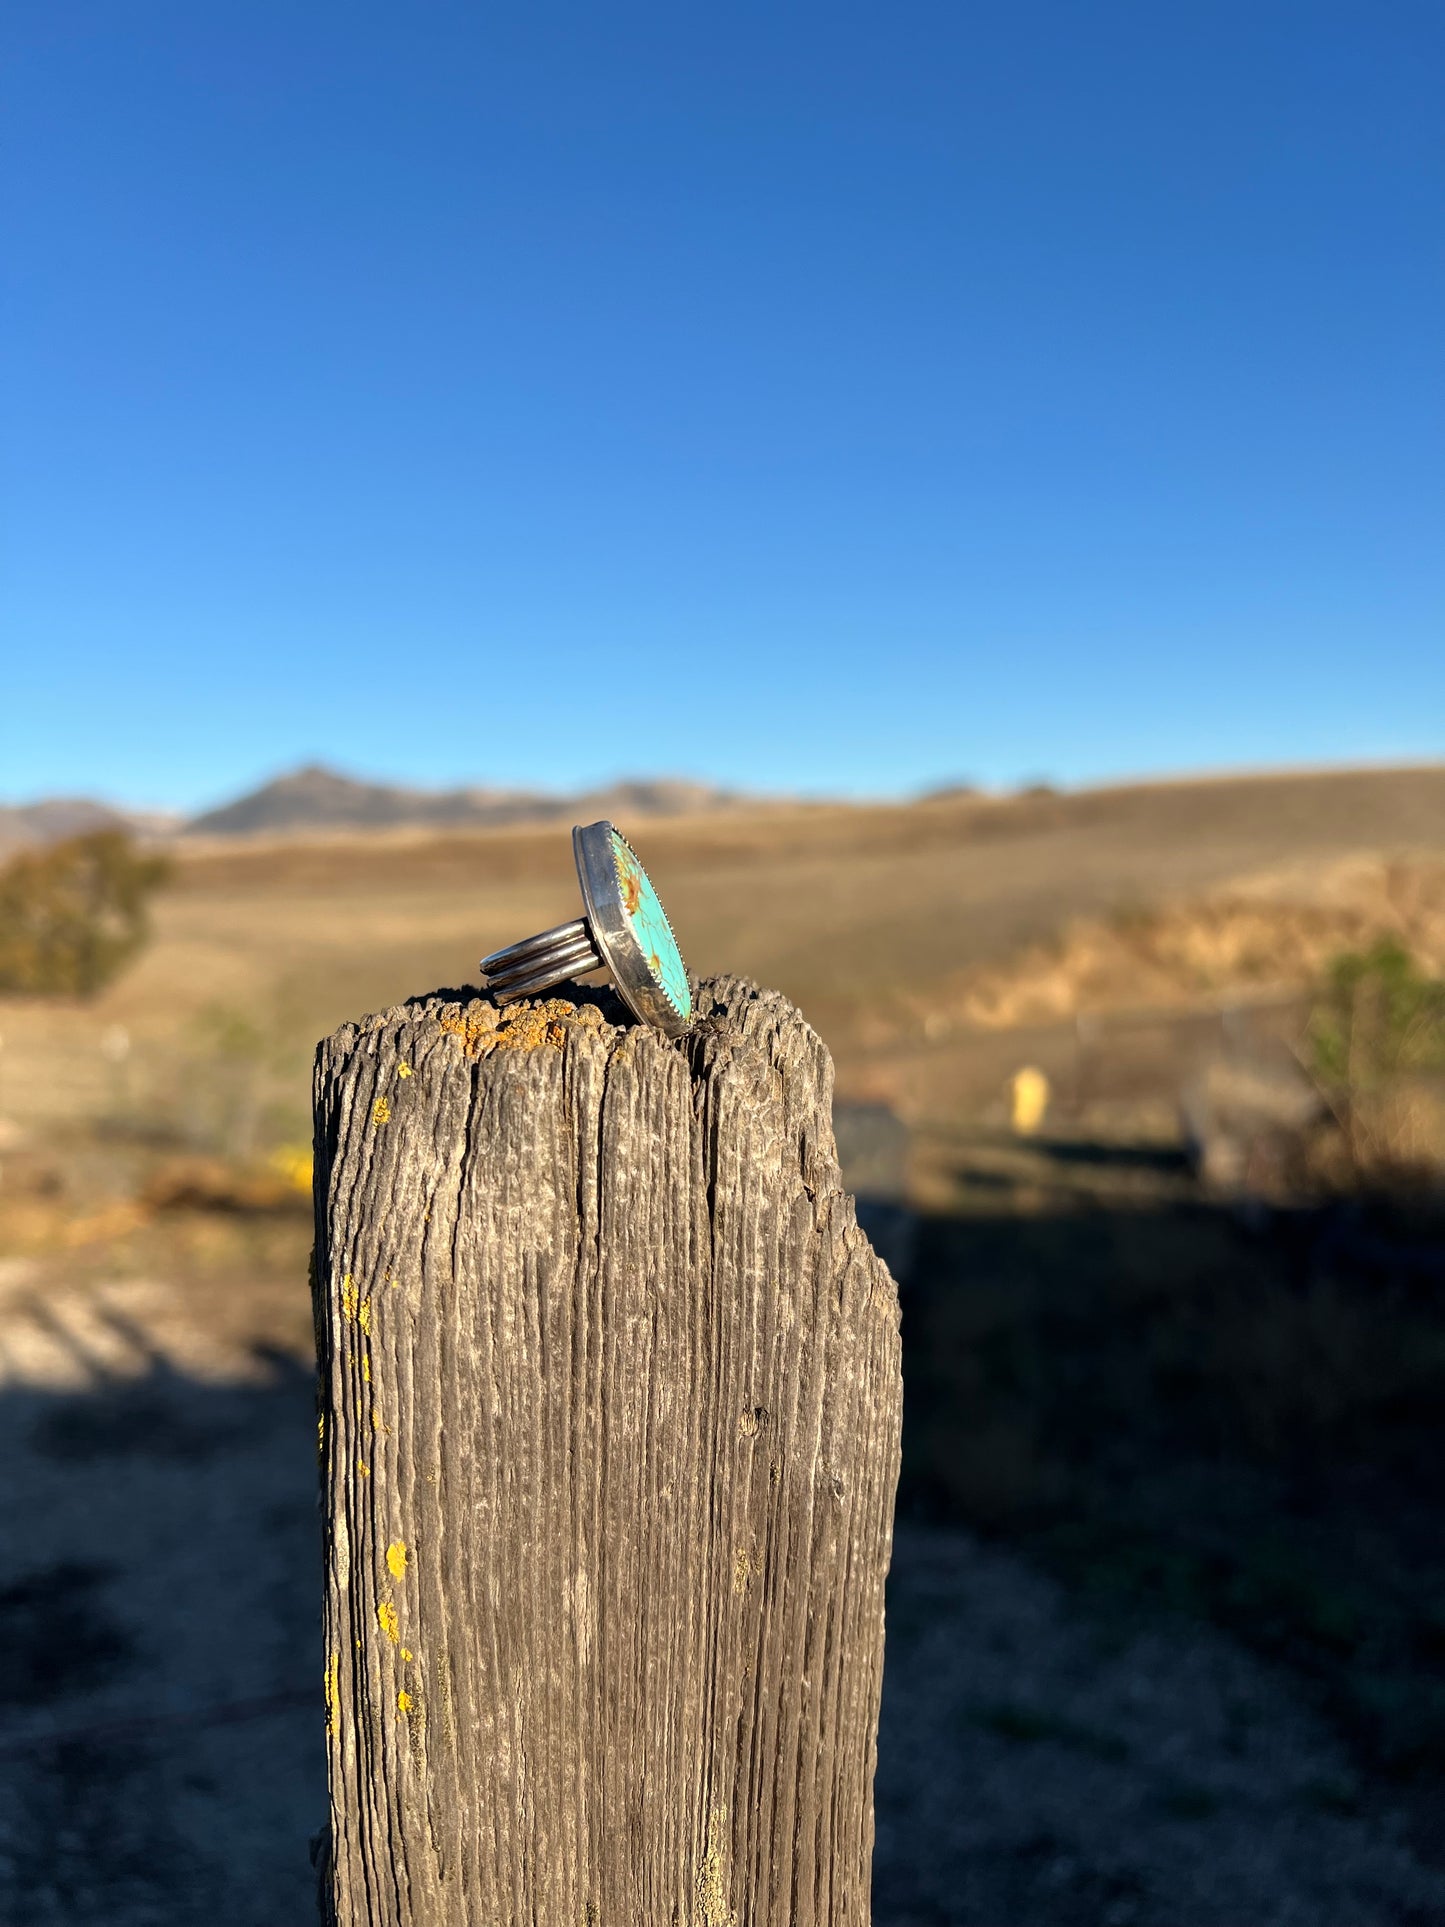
[479,821,692,1037]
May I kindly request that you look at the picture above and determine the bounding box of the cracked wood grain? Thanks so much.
[311,975,902,1926]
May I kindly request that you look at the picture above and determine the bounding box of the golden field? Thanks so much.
[4,761,1444,1151]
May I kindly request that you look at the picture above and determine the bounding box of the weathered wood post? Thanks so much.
[311,974,902,1925]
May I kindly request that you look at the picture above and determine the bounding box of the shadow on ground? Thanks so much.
[879,1143,1445,1924]
[0,1330,326,1927]
[3,1163,1445,1924]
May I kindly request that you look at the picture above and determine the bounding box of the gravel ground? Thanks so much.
[0,1268,1441,1925]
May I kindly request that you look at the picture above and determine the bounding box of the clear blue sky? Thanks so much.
[3,1,1441,811]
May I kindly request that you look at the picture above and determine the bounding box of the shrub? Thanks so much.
[0,831,170,997]
[1306,938,1445,1183]
[1308,937,1445,1091]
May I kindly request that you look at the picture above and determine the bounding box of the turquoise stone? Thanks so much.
[610,830,691,1020]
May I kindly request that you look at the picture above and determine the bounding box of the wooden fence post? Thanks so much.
[311,974,903,1925]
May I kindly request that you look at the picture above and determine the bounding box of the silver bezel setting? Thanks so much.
[572,822,692,1038]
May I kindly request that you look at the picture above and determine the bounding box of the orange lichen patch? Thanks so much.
[438,998,592,1059]
[488,999,578,1053]
[372,1095,392,1126]
[436,1005,502,1058]
[377,1601,400,1644]
[386,1540,410,1579]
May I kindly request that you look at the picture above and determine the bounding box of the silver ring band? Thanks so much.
[478,822,693,1037]
[479,917,604,1003]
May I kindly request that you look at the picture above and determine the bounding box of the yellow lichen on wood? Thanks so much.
[396,1061,413,1078]
[397,1689,414,1714]
[324,1650,340,1735]
[372,1095,391,1125]
[401,1646,414,1662]
[356,1459,370,1478]
[386,1540,410,1579]
[695,1804,736,1927]
[361,1354,371,1382]
[358,1296,372,1337]
[340,1274,359,1320]
[371,1407,388,1435]
[377,1601,400,1644]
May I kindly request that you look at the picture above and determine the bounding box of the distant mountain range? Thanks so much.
[0,796,183,856]
[0,764,750,855]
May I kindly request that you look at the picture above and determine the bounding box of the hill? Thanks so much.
[0,798,189,860]
[183,764,746,837]
[0,764,751,853]
[0,758,1436,1138]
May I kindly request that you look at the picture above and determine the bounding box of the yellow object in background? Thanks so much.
[1010,1066,1050,1135]
[269,1144,313,1192]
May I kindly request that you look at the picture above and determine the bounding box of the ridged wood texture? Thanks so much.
[312,974,903,1926]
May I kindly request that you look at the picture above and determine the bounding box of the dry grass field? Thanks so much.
[2,763,1444,1925]
[6,761,1445,1147]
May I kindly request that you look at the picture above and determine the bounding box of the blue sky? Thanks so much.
[3,1,1441,811]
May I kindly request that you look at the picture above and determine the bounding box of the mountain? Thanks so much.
[183,765,746,837]
[184,766,540,836]
[0,797,182,859]
[0,766,749,858]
